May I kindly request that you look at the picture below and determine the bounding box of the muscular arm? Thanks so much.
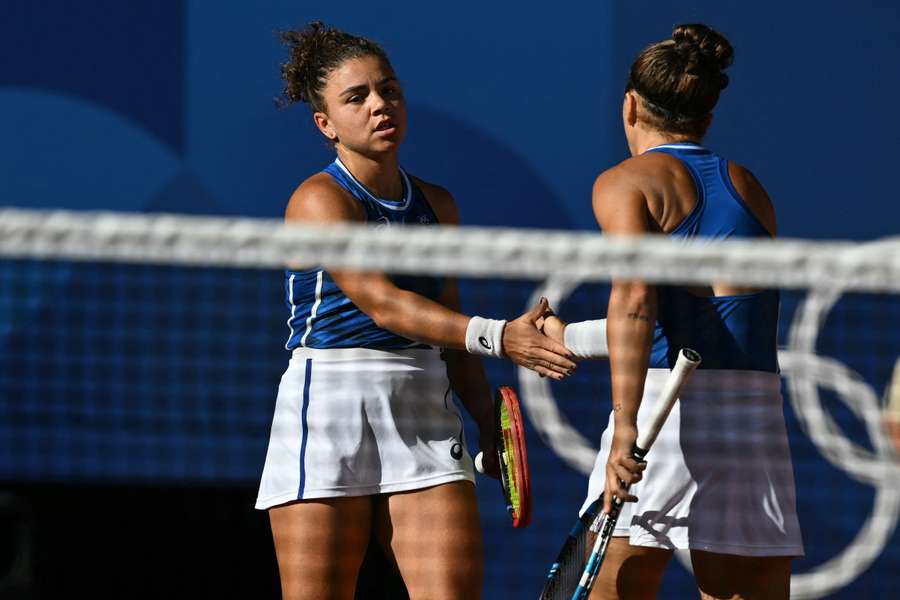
[286,176,477,349]
[286,174,575,378]
[592,165,655,509]
[593,167,656,430]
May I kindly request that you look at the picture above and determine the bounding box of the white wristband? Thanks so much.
[563,319,608,359]
[465,316,506,359]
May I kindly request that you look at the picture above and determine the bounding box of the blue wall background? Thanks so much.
[2,1,899,598]
[5,1,899,239]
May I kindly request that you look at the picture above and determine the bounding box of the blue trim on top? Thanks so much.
[333,157,412,211]
[646,141,703,152]
[297,358,312,499]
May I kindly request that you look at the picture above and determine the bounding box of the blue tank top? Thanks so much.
[644,143,779,372]
[284,158,444,350]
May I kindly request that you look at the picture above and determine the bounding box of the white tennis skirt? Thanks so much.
[581,369,804,557]
[256,347,475,510]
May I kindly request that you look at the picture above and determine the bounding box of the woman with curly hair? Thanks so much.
[254,22,575,600]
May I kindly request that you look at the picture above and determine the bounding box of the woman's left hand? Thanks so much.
[477,434,500,479]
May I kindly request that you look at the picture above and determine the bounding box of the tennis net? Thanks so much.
[1,207,898,599]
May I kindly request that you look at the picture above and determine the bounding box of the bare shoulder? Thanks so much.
[592,153,674,193]
[591,155,661,207]
[593,156,637,187]
[727,162,777,236]
[411,175,459,225]
[284,172,366,224]
[591,158,654,233]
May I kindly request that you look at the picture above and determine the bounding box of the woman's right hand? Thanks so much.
[502,298,576,380]
[603,424,646,514]
[538,313,567,345]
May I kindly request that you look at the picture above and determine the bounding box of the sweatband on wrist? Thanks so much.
[564,319,608,359]
[465,316,506,359]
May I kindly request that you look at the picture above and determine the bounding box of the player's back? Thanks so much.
[640,142,778,372]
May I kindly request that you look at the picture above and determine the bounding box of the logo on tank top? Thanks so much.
[418,215,431,224]
[450,442,463,460]
[374,216,390,229]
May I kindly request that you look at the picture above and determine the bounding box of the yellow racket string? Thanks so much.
[500,402,521,516]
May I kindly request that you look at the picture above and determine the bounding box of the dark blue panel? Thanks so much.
[610,1,900,240]
[1,0,185,153]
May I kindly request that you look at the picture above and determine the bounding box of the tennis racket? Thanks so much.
[475,385,532,528]
[539,497,601,599]
[539,347,701,600]
[883,355,900,420]
[882,356,900,453]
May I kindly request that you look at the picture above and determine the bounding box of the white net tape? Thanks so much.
[1,208,900,292]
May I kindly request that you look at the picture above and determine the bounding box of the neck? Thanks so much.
[631,128,700,156]
[335,147,403,200]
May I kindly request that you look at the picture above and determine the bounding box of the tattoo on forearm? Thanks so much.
[614,403,622,412]
[627,312,652,323]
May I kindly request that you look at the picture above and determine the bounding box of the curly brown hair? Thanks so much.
[278,21,391,113]
[626,24,734,139]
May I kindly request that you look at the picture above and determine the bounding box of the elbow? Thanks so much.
[630,284,655,308]
[615,280,654,301]
[612,281,656,315]
[365,293,400,331]
[367,303,391,329]
[370,311,396,331]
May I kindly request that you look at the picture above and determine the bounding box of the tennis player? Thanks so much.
[254,22,576,600]
[544,24,803,600]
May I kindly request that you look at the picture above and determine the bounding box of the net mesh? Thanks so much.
[2,208,899,599]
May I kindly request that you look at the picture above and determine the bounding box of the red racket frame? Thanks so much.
[495,385,532,528]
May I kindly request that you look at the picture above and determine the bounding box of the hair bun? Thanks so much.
[672,24,734,72]
[279,21,332,104]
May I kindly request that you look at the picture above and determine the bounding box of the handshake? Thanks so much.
[496,297,607,380]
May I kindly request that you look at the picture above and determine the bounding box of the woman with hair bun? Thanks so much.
[254,22,575,600]
[544,24,803,599]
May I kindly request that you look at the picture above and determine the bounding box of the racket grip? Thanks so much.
[635,347,701,452]
[475,451,485,474]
